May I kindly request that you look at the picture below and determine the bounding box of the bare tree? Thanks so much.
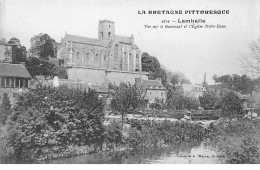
[242,39,260,74]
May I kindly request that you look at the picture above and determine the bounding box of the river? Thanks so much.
[41,138,224,164]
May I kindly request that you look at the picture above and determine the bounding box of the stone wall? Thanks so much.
[66,66,148,85]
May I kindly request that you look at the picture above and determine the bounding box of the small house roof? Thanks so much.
[136,79,167,91]
[0,63,31,78]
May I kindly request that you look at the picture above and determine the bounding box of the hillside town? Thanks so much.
[1,1,260,165]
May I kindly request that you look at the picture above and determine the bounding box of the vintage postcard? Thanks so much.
[0,0,260,165]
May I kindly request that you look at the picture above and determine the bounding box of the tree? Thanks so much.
[212,74,253,95]
[167,92,199,110]
[181,79,191,84]
[242,39,260,74]
[221,91,243,118]
[170,74,180,86]
[8,37,27,64]
[199,90,220,110]
[232,74,252,94]
[141,52,168,86]
[25,56,67,78]
[110,83,146,128]
[212,74,218,84]
[25,57,58,77]
[0,93,11,125]
[141,52,161,74]
[29,33,58,60]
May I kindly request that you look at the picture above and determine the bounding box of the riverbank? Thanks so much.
[41,138,223,164]
[211,119,260,164]
[0,119,206,163]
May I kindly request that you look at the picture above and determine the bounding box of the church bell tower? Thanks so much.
[98,20,115,41]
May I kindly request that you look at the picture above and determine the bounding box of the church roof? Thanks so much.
[65,34,105,47]
[64,34,135,47]
[115,35,132,44]
[0,63,31,78]
[0,39,10,46]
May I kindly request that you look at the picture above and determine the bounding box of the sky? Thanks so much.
[1,0,260,84]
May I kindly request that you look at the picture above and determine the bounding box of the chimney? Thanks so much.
[20,62,25,67]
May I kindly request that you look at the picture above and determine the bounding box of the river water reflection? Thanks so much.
[44,138,224,164]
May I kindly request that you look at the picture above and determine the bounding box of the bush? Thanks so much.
[167,93,199,110]
[125,120,204,150]
[0,93,11,125]
[104,121,122,149]
[213,120,260,164]
[5,85,105,160]
[199,90,220,110]
[221,91,243,117]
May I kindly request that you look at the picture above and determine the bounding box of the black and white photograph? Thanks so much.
[0,0,260,165]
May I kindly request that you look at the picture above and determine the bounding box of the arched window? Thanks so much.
[108,32,111,38]
[81,51,84,66]
[86,53,89,65]
[129,53,133,71]
[101,32,103,38]
[94,54,99,66]
[136,54,139,71]
[124,52,127,70]
[114,44,119,60]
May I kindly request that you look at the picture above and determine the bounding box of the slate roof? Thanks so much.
[115,35,132,44]
[65,34,105,47]
[137,79,167,90]
[0,63,31,78]
[64,34,134,47]
[0,39,10,46]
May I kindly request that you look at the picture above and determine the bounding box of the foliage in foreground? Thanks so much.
[0,93,11,125]
[5,85,105,160]
[212,119,260,164]
[125,120,205,150]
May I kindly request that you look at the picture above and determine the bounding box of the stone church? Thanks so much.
[57,20,148,85]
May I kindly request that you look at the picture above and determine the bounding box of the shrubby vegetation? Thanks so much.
[125,120,205,150]
[5,85,105,160]
[0,93,11,125]
[211,119,260,164]
[103,119,205,151]
[167,92,199,110]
